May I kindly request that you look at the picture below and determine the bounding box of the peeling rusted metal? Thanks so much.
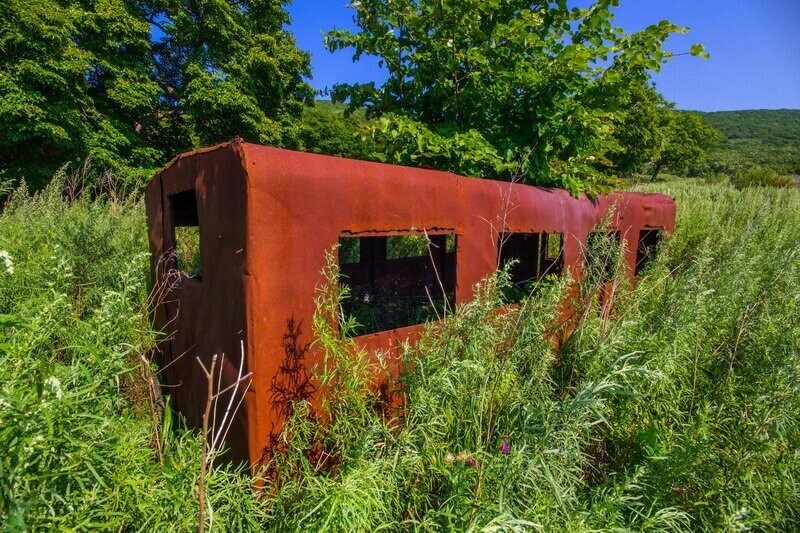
[146,140,676,465]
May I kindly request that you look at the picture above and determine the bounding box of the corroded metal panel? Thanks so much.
[146,139,676,465]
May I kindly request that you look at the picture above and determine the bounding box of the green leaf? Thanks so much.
[690,43,711,59]
[0,314,23,329]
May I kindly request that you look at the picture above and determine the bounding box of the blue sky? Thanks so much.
[287,0,800,111]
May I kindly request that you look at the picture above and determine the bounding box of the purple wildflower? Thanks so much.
[469,458,477,467]
[500,435,511,454]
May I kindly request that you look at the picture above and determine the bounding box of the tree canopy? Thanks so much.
[326,0,709,193]
[0,0,723,193]
[0,0,313,187]
[610,83,720,180]
[0,0,159,185]
[648,110,720,180]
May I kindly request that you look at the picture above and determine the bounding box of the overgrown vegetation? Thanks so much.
[2,0,798,527]
[260,179,800,530]
[1,168,798,530]
[0,173,266,531]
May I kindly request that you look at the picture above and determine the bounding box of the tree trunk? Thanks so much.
[650,160,665,182]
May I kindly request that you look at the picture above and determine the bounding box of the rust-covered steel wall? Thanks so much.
[146,139,676,465]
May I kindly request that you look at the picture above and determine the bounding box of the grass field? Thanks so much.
[1,174,798,531]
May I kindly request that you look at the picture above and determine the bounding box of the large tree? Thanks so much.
[0,0,160,186]
[610,84,719,179]
[326,0,708,193]
[610,82,671,177]
[648,110,720,180]
[0,0,313,187]
[144,0,314,154]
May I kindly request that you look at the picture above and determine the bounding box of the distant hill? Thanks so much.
[695,109,800,175]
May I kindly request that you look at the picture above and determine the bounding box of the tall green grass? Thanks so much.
[263,180,800,531]
[1,171,798,531]
[0,172,266,531]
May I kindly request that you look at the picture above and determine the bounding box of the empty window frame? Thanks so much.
[169,190,202,279]
[635,228,663,276]
[337,233,457,336]
[339,236,361,264]
[584,231,622,283]
[497,232,564,302]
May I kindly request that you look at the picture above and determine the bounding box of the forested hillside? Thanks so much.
[703,109,800,145]
[696,109,800,175]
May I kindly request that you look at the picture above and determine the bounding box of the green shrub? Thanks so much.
[730,166,796,189]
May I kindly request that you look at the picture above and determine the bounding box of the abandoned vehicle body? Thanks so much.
[145,140,676,464]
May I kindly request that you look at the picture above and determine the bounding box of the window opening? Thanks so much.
[498,232,563,303]
[546,233,562,260]
[585,231,622,284]
[386,234,429,259]
[635,228,663,276]
[338,236,361,264]
[338,233,457,336]
[170,190,202,279]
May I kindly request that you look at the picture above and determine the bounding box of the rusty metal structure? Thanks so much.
[146,139,676,464]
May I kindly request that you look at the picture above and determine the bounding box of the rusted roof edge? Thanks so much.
[156,138,245,176]
[156,139,674,207]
